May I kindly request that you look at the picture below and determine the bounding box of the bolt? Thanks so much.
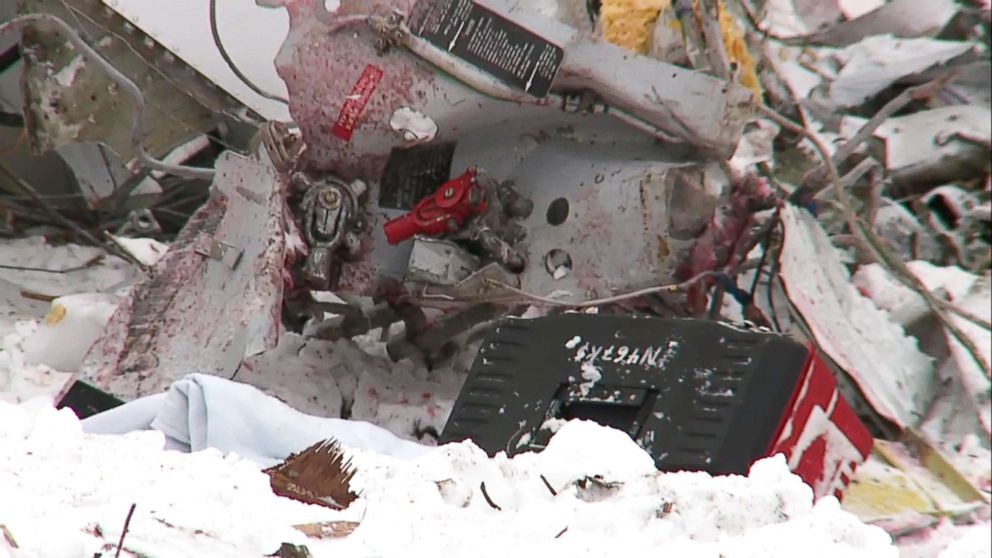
[319,188,341,209]
[442,186,456,199]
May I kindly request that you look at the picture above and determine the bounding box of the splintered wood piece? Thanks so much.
[265,438,357,510]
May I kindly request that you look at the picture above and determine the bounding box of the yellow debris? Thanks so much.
[716,2,762,98]
[43,303,66,326]
[600,0,763,97]
[843,456,935,521]
[601,0,668,54]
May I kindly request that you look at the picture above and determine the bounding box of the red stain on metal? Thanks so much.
[275,0,427,173]
[677,175,776,314]
[332,64,385,142]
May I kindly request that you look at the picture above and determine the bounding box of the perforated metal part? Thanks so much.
[442,315,808,475]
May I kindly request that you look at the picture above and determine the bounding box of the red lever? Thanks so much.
[383,168,487,245]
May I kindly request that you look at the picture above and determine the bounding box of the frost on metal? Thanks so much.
[78,149,288,399]
[778,204,935,429]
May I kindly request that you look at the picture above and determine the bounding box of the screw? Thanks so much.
[319,188,341,209]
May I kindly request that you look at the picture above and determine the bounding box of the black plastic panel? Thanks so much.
[55,380,124,419]
[441,315,809,475]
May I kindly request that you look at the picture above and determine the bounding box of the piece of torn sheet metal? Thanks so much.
[824,35,976,108]
[79,148,287,399]
[778,204,934,429]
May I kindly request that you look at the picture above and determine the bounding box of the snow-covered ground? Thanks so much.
[1,402,896,558]
[0,237,989,557]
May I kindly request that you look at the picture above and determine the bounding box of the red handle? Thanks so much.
[382,169,485,245]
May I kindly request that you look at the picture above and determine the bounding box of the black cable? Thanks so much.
[209,0,289,105]
[765,219,785,333]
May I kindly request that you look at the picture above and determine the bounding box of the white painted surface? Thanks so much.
[103,0,292,122]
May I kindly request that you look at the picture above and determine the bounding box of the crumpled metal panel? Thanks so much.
[79,149,287,400]
[269,0,743,301]
[273,0,749,171]
[16,0,250,164]
[778,204,935,430]
[498,141,728,301]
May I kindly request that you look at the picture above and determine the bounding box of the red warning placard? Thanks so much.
[331,64,384,141]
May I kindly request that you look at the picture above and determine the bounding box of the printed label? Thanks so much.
[379,142,457,210]
[565,335,681,371]
[332,64,384,141]
[409,0,563,99]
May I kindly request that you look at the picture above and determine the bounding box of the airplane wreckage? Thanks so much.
[2,0,991,506]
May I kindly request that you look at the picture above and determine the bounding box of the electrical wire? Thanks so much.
[481,270,726,308]
[209,0,289,105]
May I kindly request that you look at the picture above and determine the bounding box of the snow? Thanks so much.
[0,404,900,558]
[828,35,975,107]
[577,361,602,396]
[0,320,70,404]
[898,519,992,558]
[838,0,885,19]
[853,261,992,436]
[106,236,169,268]
[53,55,86,88]
[0,237,137,298]
[938,524,992,558]
[0,237,144,403]
[388,107,439,142]
[0,400,335,557]
[22,293,119,372]
[853,261,981,326]
[239,331,467,443]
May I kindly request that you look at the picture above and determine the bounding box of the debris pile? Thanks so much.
[0,0,990,556]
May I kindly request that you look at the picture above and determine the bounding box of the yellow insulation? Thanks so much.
[600,0,763,97]
[601,0,668,54]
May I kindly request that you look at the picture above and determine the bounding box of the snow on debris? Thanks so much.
[0,402,898,558]
[938,524,992,558]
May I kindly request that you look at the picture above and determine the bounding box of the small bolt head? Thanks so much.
[319,188,341,209]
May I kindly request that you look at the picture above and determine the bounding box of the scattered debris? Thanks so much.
[0,524,17,549]
[0,0,990,554]
[778,203,935,429]
[265,439,358,510]
[292,522,360,540]
[113,503,136,558]
[268,543,313,558]
[444,314,873,499]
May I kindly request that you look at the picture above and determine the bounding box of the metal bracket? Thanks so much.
[194,234,243,269]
